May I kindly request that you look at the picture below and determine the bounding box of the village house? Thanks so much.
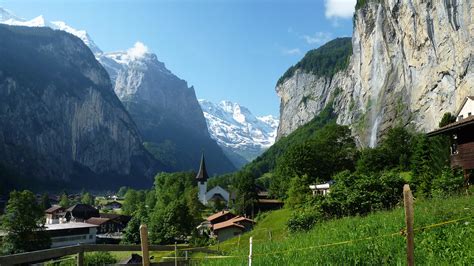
[196,154,231,206]
[211,215,255,242]
[254,185,284,213]
[309,180,335,196]
[45,205,66,224]
[427,96,474,185]
[46,222,98,248]
[101,200,123,211]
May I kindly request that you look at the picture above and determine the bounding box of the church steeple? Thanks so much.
[195,154,209,182]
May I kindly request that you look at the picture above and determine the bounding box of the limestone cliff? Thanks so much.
[277,0,474,147]
[0,25,157,191]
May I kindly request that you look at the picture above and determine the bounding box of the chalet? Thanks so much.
[86,213,131,234]
[206,210,236,225]
[212,216,255,242]
[100,213,132,228]
[309,180,335,196]
[86,217,120,234]
[45,205,66,224]
[64,204,100,222]
[46,222,98,248]
[102,201,123,211]
[196,154,231,206]
[427,96,474,185]
[254,186,284,213]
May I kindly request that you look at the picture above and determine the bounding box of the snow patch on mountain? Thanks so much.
[0,8,102,54]
[199,99,278,164]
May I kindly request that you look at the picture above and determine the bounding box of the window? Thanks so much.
[469,112,472,117]
[458,115,463,121]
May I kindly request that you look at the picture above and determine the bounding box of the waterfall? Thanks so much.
[369,114,382,148]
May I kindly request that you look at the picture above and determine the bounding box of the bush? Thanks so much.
[85,252,116,265]
[431,168,464,198]
[287,209,320,233]
[320,171,404,217]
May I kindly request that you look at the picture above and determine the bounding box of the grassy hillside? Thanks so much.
[200,195,473,265]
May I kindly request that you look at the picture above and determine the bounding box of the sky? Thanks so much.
[0,0,356,116]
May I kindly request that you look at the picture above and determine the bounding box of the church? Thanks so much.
[196,154,231,206]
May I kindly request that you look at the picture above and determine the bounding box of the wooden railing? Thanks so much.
[0,244,215,265]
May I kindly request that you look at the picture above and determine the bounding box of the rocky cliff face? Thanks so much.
[0,25,156,190]
[277,0,474,147]
[98,48,236,174]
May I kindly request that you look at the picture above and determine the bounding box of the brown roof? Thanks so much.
[45,205,64,214]
[427,115,474,136]
[86,217,111,226]
[206,210,235,222]
[213,220,245,231]
[228,216,255,224]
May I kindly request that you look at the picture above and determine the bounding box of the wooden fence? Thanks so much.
[0,243,215,265]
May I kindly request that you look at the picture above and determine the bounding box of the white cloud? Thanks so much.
[282,48,302,55]
[302,32,332,45]
[325,0,356,19]
[127,41,149,60]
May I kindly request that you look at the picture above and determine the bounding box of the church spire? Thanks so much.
[195,153,209,182]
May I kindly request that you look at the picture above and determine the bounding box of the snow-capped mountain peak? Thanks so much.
[199,99,279,165]
[0,8,102,54]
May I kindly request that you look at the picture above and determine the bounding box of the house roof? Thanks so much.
[66,204,98,212]
[45,222,98,231]
[427,114,474,136]
[206,210,235,222]
[104,201,122,207]
[228,216,255,224]
[195,154,209,182]
[454,96,474,117]
[86,217,112,226]
[213,220,245,231]
[45,205,64,214]
[257,199,284,204]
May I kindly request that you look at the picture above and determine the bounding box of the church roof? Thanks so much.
[195,154,209,182]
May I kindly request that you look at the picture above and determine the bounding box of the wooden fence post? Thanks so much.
[238,234,241,248]
[248,237,253,266]
[140,224,150,266]
[174,241,178,266]
[77,243,84,266]
[268,230,272,242]
[403,184,415,266]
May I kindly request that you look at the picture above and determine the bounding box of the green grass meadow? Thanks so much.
[198,195,473,265]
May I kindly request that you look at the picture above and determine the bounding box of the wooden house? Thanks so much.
[427,96,474,185]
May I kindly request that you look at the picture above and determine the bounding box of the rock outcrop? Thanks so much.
[277,0,474,147]
[0,25,157,191]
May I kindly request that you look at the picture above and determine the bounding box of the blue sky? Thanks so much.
[0,0,356,116]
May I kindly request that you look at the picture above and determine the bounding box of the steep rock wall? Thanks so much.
[277,0,474,146]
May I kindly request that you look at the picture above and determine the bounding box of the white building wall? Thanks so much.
[457,98,474,121]
[50,228,97,248]
[198,181,207,204]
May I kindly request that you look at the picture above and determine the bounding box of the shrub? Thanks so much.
[320,171,404,217]
[431,168,464,198]
[287,209,321,233]
[85,252,116,265]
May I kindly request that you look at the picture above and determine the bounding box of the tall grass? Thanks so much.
[199,195,473,265]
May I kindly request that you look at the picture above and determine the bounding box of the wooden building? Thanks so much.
[427,96,474,185]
